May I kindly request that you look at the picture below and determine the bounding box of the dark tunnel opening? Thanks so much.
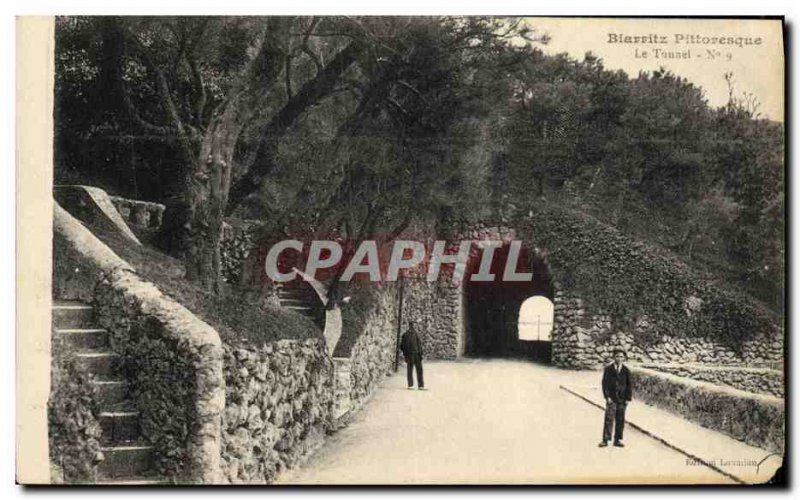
[463,242,554,362]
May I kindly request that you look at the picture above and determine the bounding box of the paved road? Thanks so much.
[279,359,733,485]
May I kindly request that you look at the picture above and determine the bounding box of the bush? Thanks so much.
[48,333,103,483]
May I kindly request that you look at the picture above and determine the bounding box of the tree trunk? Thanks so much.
[183,111,239,292]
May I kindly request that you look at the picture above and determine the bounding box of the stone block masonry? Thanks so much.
[641,364,784,398]
[53,202,224,483]
[401,280,463,359]
[332,287,400,422]
[221,339,333,483]
[631,366,784,454]
[93,270,225,482]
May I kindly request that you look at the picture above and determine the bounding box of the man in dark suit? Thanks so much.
[400,323,425,390]
[599,348,632,448]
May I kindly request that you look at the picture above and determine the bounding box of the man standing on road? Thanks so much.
[599,348,632,448]
[400,323,425,390]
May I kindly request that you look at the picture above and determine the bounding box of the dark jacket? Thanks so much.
[400,328,423,359]
[602,364,632,403]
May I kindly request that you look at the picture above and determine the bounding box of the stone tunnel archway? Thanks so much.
[457,226,557,363]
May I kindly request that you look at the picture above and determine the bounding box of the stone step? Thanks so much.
[94,380,129,407]
[52,301,94,329]
[284,304,314,311]
[98,444,153,480]
[55,328,109,350]
[279,297,316,306]
[75,352,119,377]
[278,285,318,294]
[99,410,141,443]
[279,292,318,301]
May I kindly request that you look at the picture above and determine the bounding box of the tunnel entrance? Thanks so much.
[463,242,553,362]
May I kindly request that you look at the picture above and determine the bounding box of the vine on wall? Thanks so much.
[515,204,781,351]
[48,333,104,483]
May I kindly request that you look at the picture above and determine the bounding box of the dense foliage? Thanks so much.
[514,203,780,351]
[55,16,783,311]
[496,58,783,311]
[48,334,103,483]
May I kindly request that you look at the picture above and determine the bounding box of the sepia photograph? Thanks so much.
[15,13,785,486]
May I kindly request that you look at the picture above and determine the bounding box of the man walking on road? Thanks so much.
[401,323,425,390]
[599,348,632,448]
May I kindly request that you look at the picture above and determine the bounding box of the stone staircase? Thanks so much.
[53,300,163,485]
[276,280,324,329]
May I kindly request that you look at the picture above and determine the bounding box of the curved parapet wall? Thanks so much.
[54,185,141,245]
[292,268,343,357]
[53,202,224,483]
[109,196,165,233]
[331,285,399,424]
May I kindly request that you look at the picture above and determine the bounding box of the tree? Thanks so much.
[240,17,545,300]
[95,17,374,291]
[57,16,544,291]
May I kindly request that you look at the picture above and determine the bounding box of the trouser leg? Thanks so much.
[614,402,627,441]
[602,401,615,442]
[406,359,414,387]
[415,356,424,388]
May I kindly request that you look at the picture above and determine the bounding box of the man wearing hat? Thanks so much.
[599,348,632,448]
[400,323,425,390]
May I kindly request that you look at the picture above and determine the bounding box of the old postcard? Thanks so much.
[16,15,785,485]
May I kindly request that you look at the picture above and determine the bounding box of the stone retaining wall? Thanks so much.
[330,284,404,423]
[53,202,224,483]
[348,290,399,408]
[551,300,784,370]
[642,364,784,398]
[400,280,463,359]
[93,270,225,482]
[220,340,333,483]
[209,216,784,374]
[631,366,785,454]
[514,207,784,370]
[331,358,353,421]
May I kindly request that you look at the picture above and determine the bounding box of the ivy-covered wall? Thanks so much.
[220,220,263,286]
[48,332,103,483]
[513,205,783,368]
